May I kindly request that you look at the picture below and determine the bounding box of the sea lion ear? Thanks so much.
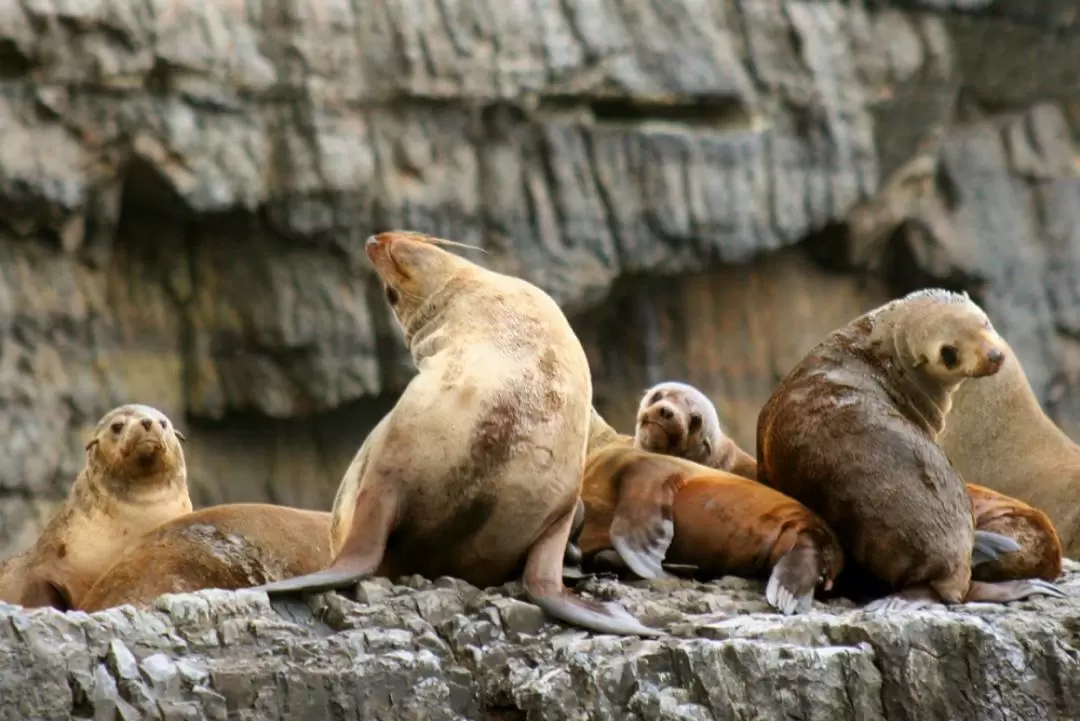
[174,429,186,443]
[84,438,99,452]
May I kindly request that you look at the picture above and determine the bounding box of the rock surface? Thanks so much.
[2,560,1078,720]
[0,1,1078,552]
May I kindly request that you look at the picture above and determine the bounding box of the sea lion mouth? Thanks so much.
[636,420,679,452]
[127,439,165,470]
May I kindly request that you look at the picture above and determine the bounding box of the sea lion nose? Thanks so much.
[986,347,1005,365]
[140,418,152,431]
[658,406,674,421]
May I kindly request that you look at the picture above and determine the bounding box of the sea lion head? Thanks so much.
[880,289,1007,386]
[365,230,486,342]
[85,404,187,493]
[634,381,722,464]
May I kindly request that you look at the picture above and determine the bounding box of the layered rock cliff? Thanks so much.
[1,0,1078,557]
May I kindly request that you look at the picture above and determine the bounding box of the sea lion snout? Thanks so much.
[973,337,1008,377]
[637,400,687,444]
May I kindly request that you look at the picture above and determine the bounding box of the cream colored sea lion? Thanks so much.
[757,288,1065,611]
[0,404,190,610]
[940,338,1080,557]
[251,231,660,636]
[77,504,332,612]
[642,379,1063,585]
[634,381,758,480]
[579,411,844,614]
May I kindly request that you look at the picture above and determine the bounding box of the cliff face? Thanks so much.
[1,0,1078,556]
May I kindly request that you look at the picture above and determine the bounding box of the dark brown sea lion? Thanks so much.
[757,288,1065,611]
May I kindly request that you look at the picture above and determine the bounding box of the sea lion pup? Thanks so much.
[634,381,758,480]
[967,484,1063,583]
[77,504,332,612]
[251,231,660,637]
[579,410,844,615]
[756,288,1065,611]
[940,338,1080,557]
[637,380,1062,582]
[0,404,190,610]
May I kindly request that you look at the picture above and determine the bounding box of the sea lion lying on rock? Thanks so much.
[0,404,190,610]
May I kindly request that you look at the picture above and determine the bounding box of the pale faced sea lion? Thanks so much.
[251,231,660,636]
[578,410,844,614]
[0,404,190,610]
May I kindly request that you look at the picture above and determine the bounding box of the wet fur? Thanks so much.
[252,231,659,636]
[0,405,190,610]
[581,413,844,615]
[78,504,332,612]
[756,289,1064,608]
[940,338,1080,558]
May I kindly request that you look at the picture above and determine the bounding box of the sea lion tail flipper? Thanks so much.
[608,471,681,581]
[524,501,666,637]
[254,484,398,598]
[965,579,1067,603]
[765,543,820,615]
[971,530,1022,567]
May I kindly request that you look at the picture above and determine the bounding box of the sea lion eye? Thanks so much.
[385,286,400,305]
[689,413,702,433]
[650,392,662,404]
[110,421,124,434]
[160,419,169,429]
[939,345,959,369]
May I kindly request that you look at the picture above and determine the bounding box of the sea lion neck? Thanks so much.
[587,409,630,454]
[858,313,951,438]
[399,272,468,362]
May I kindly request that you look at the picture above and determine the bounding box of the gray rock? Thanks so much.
[1,563,1078,720]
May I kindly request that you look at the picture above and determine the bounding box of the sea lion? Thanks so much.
[0,404,190,610]
[756,288,1065,610]
[640,379,1062,584]
[967,483,1063,583]
[77,504,332,612]
[579,411,844,614]
[251,230,660,636]
[940,338,1080,557]
[634,381,758,480]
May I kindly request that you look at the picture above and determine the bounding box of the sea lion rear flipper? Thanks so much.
[971,530,1021,567]
[524,502,665,637]
[765,543,821,615]
[965,579,1067,603]
[253,485,398,597]
[609,471,680,581]
[863,585,942,612]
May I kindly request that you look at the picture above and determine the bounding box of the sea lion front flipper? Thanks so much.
[253,485,399,597]
[765,542,821,615]
[971,530,1021,567]
[524,501,665,637]
[965,579,1067,603]
[609,471,680,581]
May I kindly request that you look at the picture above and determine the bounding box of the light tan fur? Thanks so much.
[253,231,660,636]
[757,289,1065,610]
[634,381,758,480]
[78,504,332,612]
[0,404,190,610]
[940,338,1080,558]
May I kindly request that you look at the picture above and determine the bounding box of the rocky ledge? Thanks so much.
[3,561,1079,721]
